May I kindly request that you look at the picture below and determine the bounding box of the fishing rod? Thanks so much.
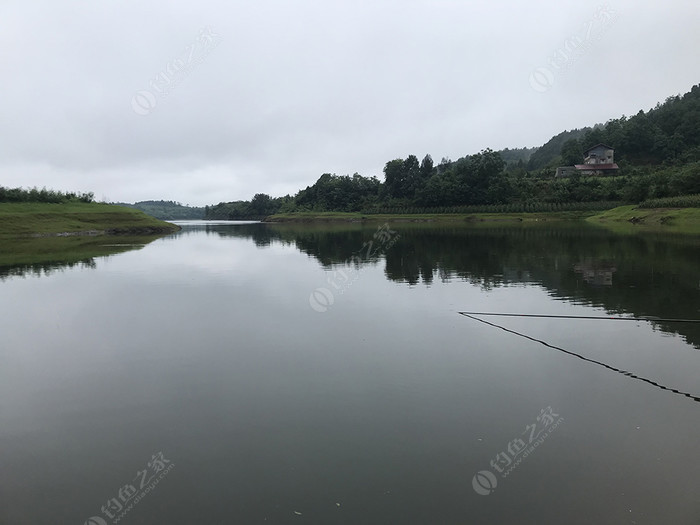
[458,312,700,323]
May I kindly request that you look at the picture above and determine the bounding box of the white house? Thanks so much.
[556,143,619,177]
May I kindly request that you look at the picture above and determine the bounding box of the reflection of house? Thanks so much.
[573,259,617,286]
[556,143,620,177]
[502,268,533,283]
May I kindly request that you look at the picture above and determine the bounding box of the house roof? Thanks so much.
[583,143,615,154]
[575,163,619,170]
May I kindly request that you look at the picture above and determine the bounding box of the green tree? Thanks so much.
[420,154,435,179]
[560,138,582,165]
[383,159,407,199]
[250,193,273,216]
[403,154,422,198]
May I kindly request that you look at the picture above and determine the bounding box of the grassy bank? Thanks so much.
[264,210,598,223]
[265,207,700,234]
[0,202,180,237]
[587,205,700,234]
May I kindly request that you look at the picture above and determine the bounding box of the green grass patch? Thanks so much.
[588,205,700,234]
[0,202,180,237]
[268,207,700,235]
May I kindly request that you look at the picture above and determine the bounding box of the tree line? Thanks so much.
[206,83,700,220]
[0,186,94,204]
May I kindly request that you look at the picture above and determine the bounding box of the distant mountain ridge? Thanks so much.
[116,200,205,220]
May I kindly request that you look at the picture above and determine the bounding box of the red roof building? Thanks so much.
[556,143,619,177]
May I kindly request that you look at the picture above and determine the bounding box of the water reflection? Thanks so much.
[573,259,617,286]
[461,312,700,403]
[3,220,700,524]
[0,258,98,281]
[199,221,700,348]
[0,234,163,281]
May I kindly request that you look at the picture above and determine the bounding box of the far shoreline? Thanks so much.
[262,206,700,234]
[263,210,595,223]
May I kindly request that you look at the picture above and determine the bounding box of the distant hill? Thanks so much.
[497,146,538,166]
[116,200,205,220]
[525,127,593,170]
[524,84,700,170]
[206,83,700,217]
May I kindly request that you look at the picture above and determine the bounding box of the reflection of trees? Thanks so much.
[0,259,97,280]
[389,227,700,348]
[201,222,372,263]
[213,222,700,348]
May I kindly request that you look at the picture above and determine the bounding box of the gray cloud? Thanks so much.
[1,0,698,205]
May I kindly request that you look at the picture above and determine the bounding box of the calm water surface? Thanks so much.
[1,221,699,524]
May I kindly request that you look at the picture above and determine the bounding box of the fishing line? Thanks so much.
[458,312,700,323]
[459,312,700,403]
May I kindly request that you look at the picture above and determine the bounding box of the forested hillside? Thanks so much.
[206,84,700,219]
[526,128,592,170]
[117,200,205,220]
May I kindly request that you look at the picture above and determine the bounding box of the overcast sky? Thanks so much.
[1,0,698,206]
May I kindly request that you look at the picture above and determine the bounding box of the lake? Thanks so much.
[1,220,699,524]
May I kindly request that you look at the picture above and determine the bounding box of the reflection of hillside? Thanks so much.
[212,222,700,348]
[201,222,371,262]
[0,235,160,281]
[461,312,700,403]
[388,227,700,348]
